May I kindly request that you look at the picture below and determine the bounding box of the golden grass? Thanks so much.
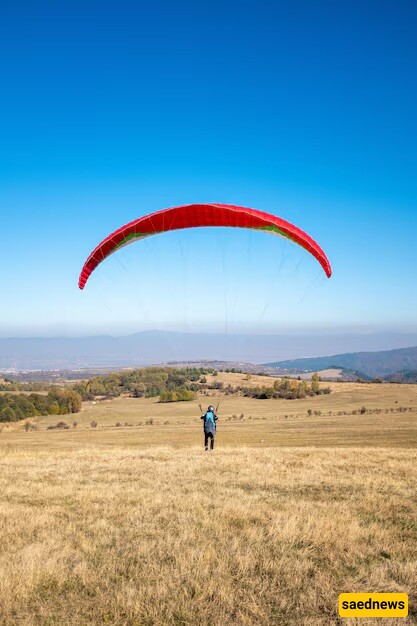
[0,381,416,624]
[0,446,416,625]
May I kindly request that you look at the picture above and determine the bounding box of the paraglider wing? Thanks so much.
[78,203,331,289]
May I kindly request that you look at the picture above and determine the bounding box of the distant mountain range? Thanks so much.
[1,330,417,374]
[265,345,417,379]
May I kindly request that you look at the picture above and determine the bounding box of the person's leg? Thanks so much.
[204,432,209,450]
[210,433,214,450]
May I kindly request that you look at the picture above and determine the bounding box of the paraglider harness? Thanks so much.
[199,403,219,433]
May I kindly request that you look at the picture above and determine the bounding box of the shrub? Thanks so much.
[159,388,196,402]
[47,421,69,430]
[208,381,223,390]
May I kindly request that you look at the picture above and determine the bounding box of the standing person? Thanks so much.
[201,404,217,451]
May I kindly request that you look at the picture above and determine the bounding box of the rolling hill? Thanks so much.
[265,345,417,379]
[384,370,417,384]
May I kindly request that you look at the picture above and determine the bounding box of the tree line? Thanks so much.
[0,389,82,422]
[71,367,217,402]
[70,367,331,403]
[0,379,54,392]
[240,374,331,399]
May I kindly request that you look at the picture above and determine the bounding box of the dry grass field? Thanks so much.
[2,376,417,450]
[0,379,416,624]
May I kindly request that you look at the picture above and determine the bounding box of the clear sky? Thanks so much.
[1,0,416,337]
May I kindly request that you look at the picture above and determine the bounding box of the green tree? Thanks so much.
[0,406,16,422]
[131,383,146,398]
[311,373,320,394]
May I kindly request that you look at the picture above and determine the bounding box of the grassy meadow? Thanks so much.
[0,376,416,624]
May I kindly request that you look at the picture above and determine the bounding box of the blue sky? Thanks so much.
[0,0,416,338]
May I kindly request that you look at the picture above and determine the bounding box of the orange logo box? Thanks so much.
[339,593,408,618]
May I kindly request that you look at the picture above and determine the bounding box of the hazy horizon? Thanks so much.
[2,329,417,372]
[1,326,417,340]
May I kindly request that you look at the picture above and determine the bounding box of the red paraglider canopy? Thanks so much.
[79,203,332,289]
